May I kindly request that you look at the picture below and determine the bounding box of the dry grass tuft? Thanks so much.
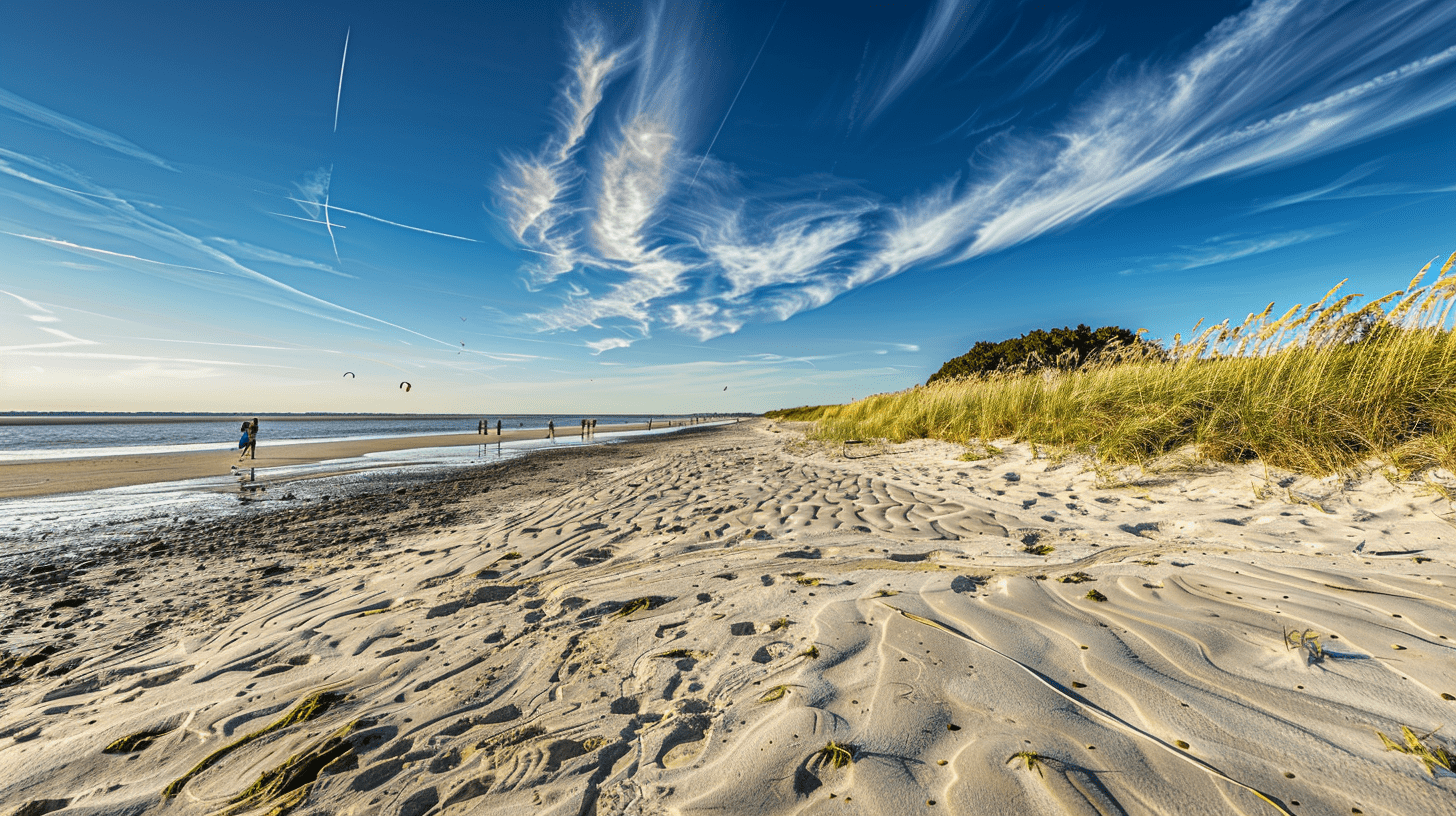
[800,644,821,659]
[1377,725,1454,776]
[814,740,856,768]
[1007,750,1047,777]
[1284,628,1325,663]
[1084,589,1108,602]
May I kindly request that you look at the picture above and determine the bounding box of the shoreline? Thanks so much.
[0,419,718,499]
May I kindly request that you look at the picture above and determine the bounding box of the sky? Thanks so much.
[1,0,1453,414]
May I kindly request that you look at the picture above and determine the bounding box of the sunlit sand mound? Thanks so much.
[2,421,1455,815]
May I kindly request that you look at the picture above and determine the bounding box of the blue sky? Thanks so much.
[1,0,1453,413]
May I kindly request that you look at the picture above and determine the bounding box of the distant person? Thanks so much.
[497,419,502,435]
[478,419,484,435]
[547,420,555,440]
[240,417,258,460]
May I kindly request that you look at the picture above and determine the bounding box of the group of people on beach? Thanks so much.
[476,419,503,435]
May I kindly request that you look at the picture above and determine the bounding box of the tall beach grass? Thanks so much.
[769,252,1456,477]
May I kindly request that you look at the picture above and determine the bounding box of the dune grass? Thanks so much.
[792,253,1456,477]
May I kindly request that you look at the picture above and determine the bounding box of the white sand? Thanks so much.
[2,420,1454,815]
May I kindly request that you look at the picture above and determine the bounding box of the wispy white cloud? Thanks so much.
[861,0,1456,287]
[109,363,226,380]
[1118,226,1344,275]
[208,237,353,277]
[0,289,54,314]
[0,87,176,171]
[1253,165,1456,211]
[497,0,1456,347]
[586,337,633,354]
[864,0,983,125]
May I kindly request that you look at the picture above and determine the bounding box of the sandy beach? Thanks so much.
[2,419,1455,815]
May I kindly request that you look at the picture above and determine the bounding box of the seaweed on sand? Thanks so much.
[161,688,346,798]
[103,727,174,754]
[612,597,659,619]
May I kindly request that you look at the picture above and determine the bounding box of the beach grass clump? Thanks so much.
[651,649,707,659]
[1007,750,1047,777]
[764,405,838,421]
[1377,725,1454,776]
[1024,543,1055,556]
[1284,628,1325,663]
[1058,572,1095,584]
[770,616,792,631]
[162,689,345,798]
[813,740,856,768]
[1084,589,1108,602]
[791,253,1456,477]
[800,645,821,659]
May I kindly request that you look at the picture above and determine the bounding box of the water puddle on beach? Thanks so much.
[0,424,720,565]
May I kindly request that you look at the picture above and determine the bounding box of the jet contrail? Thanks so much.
[690,0,787,188]
[323,164,340,262]
[2,231,223,275]
[334,27,350,132]
[269,211,347,227]
[285,196,480,242]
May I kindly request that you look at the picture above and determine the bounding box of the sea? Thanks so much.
[0,413,733,563]
[0,414,689,461]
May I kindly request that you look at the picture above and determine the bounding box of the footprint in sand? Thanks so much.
[752,641,793,663]
[657,715,710,768]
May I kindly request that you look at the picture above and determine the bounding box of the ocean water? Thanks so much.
[0,421,734,562]
[0,414,689,461]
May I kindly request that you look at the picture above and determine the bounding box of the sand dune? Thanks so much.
[2,420,1455,815]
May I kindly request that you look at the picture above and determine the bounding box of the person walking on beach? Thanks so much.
[547,420,555,440]
[497,419,502,435]
[240,417,258,460]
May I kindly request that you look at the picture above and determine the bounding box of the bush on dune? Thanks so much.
[764,405,837,421]
[926,324,1163,383]
[793,251,1456,477]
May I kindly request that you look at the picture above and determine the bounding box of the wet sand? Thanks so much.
[0,422,660,499]
[2,420,1454,815]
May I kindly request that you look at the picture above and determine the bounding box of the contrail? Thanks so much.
[269,211,347,228]
[334,27,350,132]
[690,0,787,188]
[285,196,480,242]
[323,164,340,262]
[1,231,223,275]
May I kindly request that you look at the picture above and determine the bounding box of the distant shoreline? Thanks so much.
[0,413,738,426]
